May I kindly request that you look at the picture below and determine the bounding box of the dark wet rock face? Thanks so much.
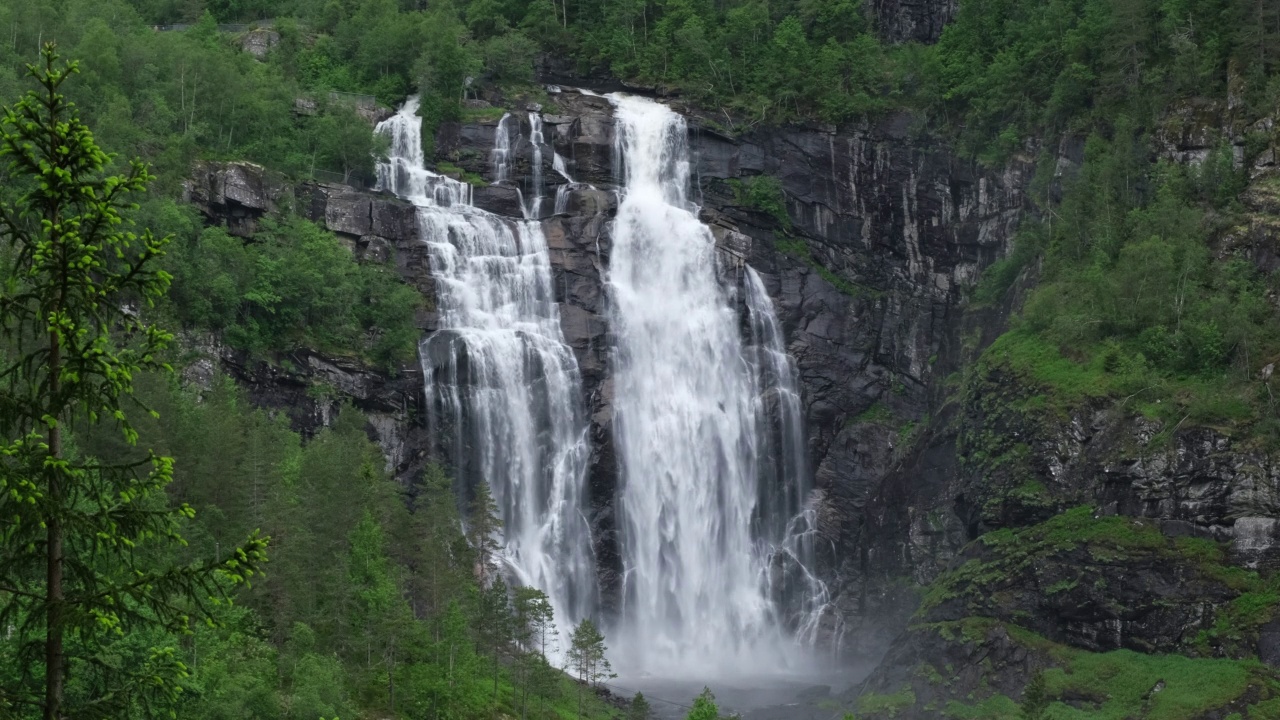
[189,86,1033,636]
[870,0,957,43]
[184,160,287,237]
[433,88,1034,629]
[189,72,1280,707]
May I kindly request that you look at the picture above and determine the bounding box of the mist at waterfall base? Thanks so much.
[376,93,842,685]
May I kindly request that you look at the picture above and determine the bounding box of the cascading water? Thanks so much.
[380,91,827,678]
[376,98,597,641]
[524,112,546,219]
[745,268,835,649]
[606,94,819,677]
[553,152,574,214]
[493,112,514,184]
[552,149,597,216]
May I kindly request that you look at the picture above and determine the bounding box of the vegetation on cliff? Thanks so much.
[0,0,1278,716]
[0,41,617,720]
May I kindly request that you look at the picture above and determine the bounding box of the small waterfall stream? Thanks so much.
[376,98,597,639]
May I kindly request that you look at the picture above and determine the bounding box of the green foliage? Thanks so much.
[687,688,721,720]
[855,687,916,718]
[0,45,268,720]
[962,131,1280,448]
[34,371,623,720]
[165,215,420,367]
[568,619,615,718]
[923,618,1280,720]
[1019,671,1049,720]
[918,507,1263,619]
[730,175,791,230]
[629,692,652,720]
[919,0,1280,160]
[852,402,894,426]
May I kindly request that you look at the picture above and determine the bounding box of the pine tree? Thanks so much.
[1020,670,1050,720]
[567,619,615,718]
[629,691,652,720]
[476,577,514,708]
[405,464,469,620]
[513,586,556,719]
[467,481,503,583]
[0,44,266,719]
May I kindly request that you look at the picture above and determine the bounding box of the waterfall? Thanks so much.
[551,150,597,216]
[745,268,834,651]
[377,96,470,206]
[606,94,815,676]
[493,112,514,184]
[525,112,545,219]
[376,98,597,641]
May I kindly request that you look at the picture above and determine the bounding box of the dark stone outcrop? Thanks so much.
[180,333,432,485]
[184,160,288,237]
[870,0,957,44]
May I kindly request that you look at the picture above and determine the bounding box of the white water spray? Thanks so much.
[377,99,597,644]
[606,94,819,677]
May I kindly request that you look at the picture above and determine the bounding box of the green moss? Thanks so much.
[917,507,1254,617]
[916,662,948,687]
[855,687,916,718]
[435,161,488,187]
[1195,582,1280,654]
[1248,697,1280,719]
[769,234,879,299]
[729,175,791,230]
[852,402,894,426]
[1044,577,1078,595]
[459,105,511,122]
[943,694,1020,719]
[921,619,1280,720]
[1042,649,1271,720]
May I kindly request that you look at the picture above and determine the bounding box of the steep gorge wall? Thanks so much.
[186,83,1033,645]
[184,56,1280,712]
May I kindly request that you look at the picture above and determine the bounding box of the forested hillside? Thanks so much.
[1,0,1279,717]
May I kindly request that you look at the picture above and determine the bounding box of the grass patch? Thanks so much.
[851,402,894,426]
[435,161,489,187]
[918,619,1280,720]
[460,105,510,122]
[918,507,1260,616]
[1042,649,1267,720]
[855,687,916,718]
[943,694,1020,719]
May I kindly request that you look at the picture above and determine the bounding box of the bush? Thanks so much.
[166,217,420,368]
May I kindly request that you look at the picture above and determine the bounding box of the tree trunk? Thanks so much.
[44,326,63,720]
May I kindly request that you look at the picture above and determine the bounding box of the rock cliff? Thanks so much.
[185,71,1280,715]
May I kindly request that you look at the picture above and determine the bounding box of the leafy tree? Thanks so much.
[687,688,720,720]
[567,618,615,718]
[0,44,266,719]
[404,464,471,619]
[310,100,387,185]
